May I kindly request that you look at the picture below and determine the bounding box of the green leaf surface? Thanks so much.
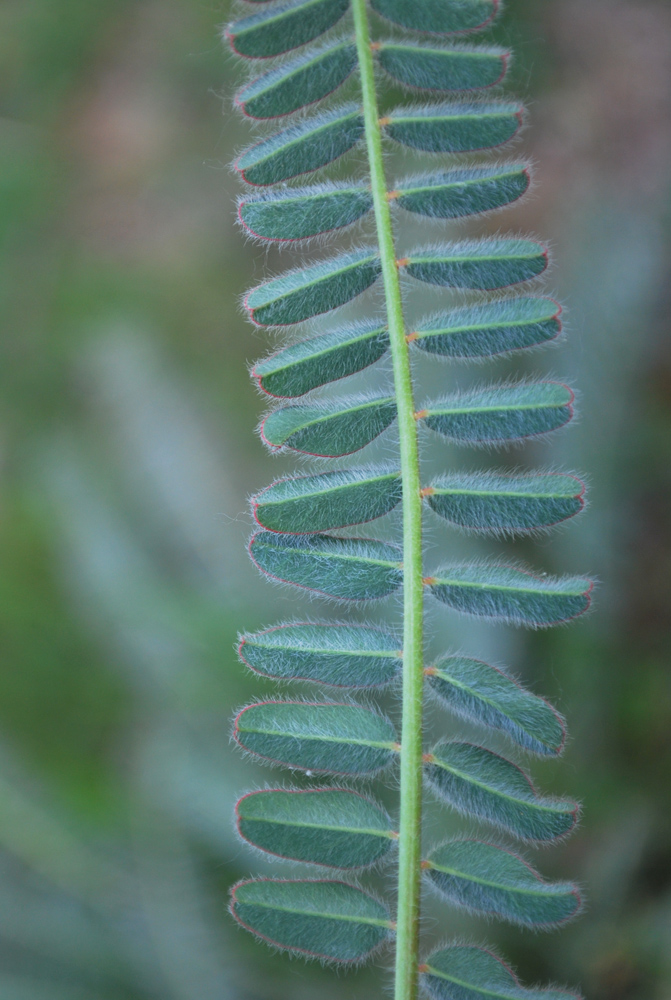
[401,239,547,290]
[411,297,562,359]
[236,788,396,867]
[427,654,566,755]
[425,840,581,928]
[252,321,389,397]
[422,943,581,1000]
[426,742,579,841]
[249,531,403,600]
[371,0,498,34]
[234,105,365,185]
[239,183,373,241]
[260,396,396,456]
[230,879,392,963]
[394,164,529,220]
[377,43,508,93]
[245,249,382,326]
[420,382,574,445]
[234,41,357,119]
[384,102,524,153]
[233,700,398,773]
[425,471,586,534]
[427,563,593,626]
[226,0,350,58]
[252,467,402,532]
[238,621,402,687]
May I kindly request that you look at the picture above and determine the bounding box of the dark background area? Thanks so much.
[0,1,670,997]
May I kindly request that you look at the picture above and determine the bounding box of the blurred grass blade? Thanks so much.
[233,700,398,773]
[230,879,393,962]
[245,249,381,326]
[425,742,579,841]
[234,41,357,119]
[419,382,574,445]
[377,42,508,92]
[401,239,547,290]
[425,471,586,534]
[394,164,529,220]
[424,840,581,927]
[239,183,373,241]
[427,563,593,626]
[422,944,582,1000]
[426,654,566,755]
[236,788,396,867]
[253,322,389,397]
[411,297,562,359]
[249,531,403,599]
[238,621,402,687]
[234,105,365,185]
[260,396,396,456]
[226,0,350,59]
[370,0,498,34]
[252,468,402,532]
[384,102,524,153]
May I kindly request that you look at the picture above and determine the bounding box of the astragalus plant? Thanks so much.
[224,2,591,998]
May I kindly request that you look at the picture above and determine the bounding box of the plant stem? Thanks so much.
[351,4,424,999]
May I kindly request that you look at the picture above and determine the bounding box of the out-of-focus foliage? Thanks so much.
[0,1,669,998]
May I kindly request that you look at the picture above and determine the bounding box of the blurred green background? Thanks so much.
[0,0,670,997]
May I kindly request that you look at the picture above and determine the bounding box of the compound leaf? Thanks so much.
[427,655,565,756]
[252,467,402,532]
[410,297,562,359]
[234,105,365,186]
[401,239,547,290]
[371,0,499,34]
[427,563,593,626]
[239,183,373,242]
[422,944,582,1000]
[425,742,579,842]
[377,42,508,93]
[249,531,403,600]
[245,249,381,326]
[393,164,529,220]
[233,700,398,774]
[230,878,393,963]
[260,396,396,456]
[238,621,401,687]
[235,41,357,119]
[236,788,396,867]
[419,382,574,445]
[424,840,581,928]
[384,102,524,154]
[252,321,389,397]
[425,471,586,534]
[226,0,350,59]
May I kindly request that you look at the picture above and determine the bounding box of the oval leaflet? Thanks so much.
[233,700,398,774]
[426,654,566,756]
[261,396,396,456]
[230,878,393,963]
[236,788,396,867]
[425,471,585,534]
[249,531,404,600]
[425,839,581,927]
[252,322,389,397]
[235,41,357,119]
[252,468,402,533]
[239,621,401,687]
[425,741,579,842]
[422,944,579,1000]
[427,562,593,626]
